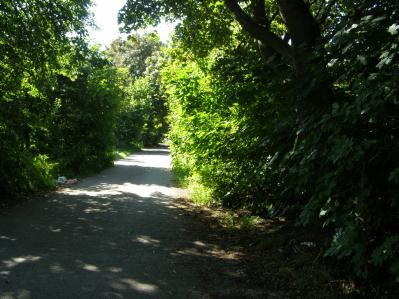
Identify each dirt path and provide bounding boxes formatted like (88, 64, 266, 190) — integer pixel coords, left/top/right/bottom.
(0, 146, 261, 299)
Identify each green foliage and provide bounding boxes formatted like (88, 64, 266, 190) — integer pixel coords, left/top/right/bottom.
(1, 0, 398, 291)
(108, 33, 163, 79)
(116, 77, 152, 147)
(0, 1, 142, 197)
(186, 175, 214, 206)
(0, 0, 92, 196)
(120, 0, 234, 56)
(164, 40, 287, 213)
(158, 0, 399, 287)
(49, 50, 123, 176)
(29, 155, 58, 191)
(286, 4, 399, 281)
(108, 33, 168, 147)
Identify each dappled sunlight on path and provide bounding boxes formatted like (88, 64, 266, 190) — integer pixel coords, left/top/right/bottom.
(0, 146, 256, 298)
(61, 182, 177, 199)
(59, 148, 181, 200)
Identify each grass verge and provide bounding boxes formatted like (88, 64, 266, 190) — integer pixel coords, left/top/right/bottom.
(113, 145, 141, 160)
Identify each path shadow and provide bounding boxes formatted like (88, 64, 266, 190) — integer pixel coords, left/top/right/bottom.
(0, 147, 260, 298)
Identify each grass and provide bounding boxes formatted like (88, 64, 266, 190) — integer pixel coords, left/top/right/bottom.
(171, 163, 265, 231)
(186, 175, 214, 206)
(113, 144, 141, 160)
(113, 149, 132, 160)
(170, 158, 216, 207)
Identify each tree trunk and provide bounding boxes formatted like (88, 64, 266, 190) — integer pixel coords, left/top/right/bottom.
(276, 0, 320, 49)
(224, 0, 332, 110)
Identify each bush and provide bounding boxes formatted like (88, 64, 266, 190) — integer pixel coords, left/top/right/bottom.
(163, 6, 399, 283)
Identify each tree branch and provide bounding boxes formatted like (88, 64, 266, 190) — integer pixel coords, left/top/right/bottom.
(224, 0, 292, 58)
(251, 0, 277, 58)
(276, 0, 320, 48)
(253, 0, 267, 26)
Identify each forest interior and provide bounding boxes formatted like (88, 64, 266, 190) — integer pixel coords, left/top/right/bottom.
(1, 0, 399, 298)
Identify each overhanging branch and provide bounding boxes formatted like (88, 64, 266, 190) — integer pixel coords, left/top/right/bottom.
(224, 0, 292, 58)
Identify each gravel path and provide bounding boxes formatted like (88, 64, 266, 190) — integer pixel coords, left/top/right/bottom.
(0, 147, 257, 299)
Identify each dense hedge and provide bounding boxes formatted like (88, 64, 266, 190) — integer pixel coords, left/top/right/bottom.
(162, 3, 399, 284)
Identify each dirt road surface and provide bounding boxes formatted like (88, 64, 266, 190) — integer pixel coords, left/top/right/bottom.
(0, 146, 263, 298)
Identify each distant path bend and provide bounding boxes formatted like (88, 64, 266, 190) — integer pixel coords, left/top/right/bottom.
(0, 146, 259, 298)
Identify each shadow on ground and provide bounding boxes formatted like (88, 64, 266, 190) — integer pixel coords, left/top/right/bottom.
(0, 148, 264, 298)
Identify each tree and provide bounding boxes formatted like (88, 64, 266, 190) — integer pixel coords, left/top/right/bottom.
(49, 48, 123, 175)
(107, 33, 163, 79)
(120, 1, 337, 62)
(119, 1, 396, 97)
(0, 1, 128, 196)
(107, 33, 168, 146)
(120, 0, 399, 284)
(0, 0, 92, 195)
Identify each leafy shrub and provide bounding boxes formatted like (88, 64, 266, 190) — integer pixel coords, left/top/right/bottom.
(163, 4, 399, 284)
